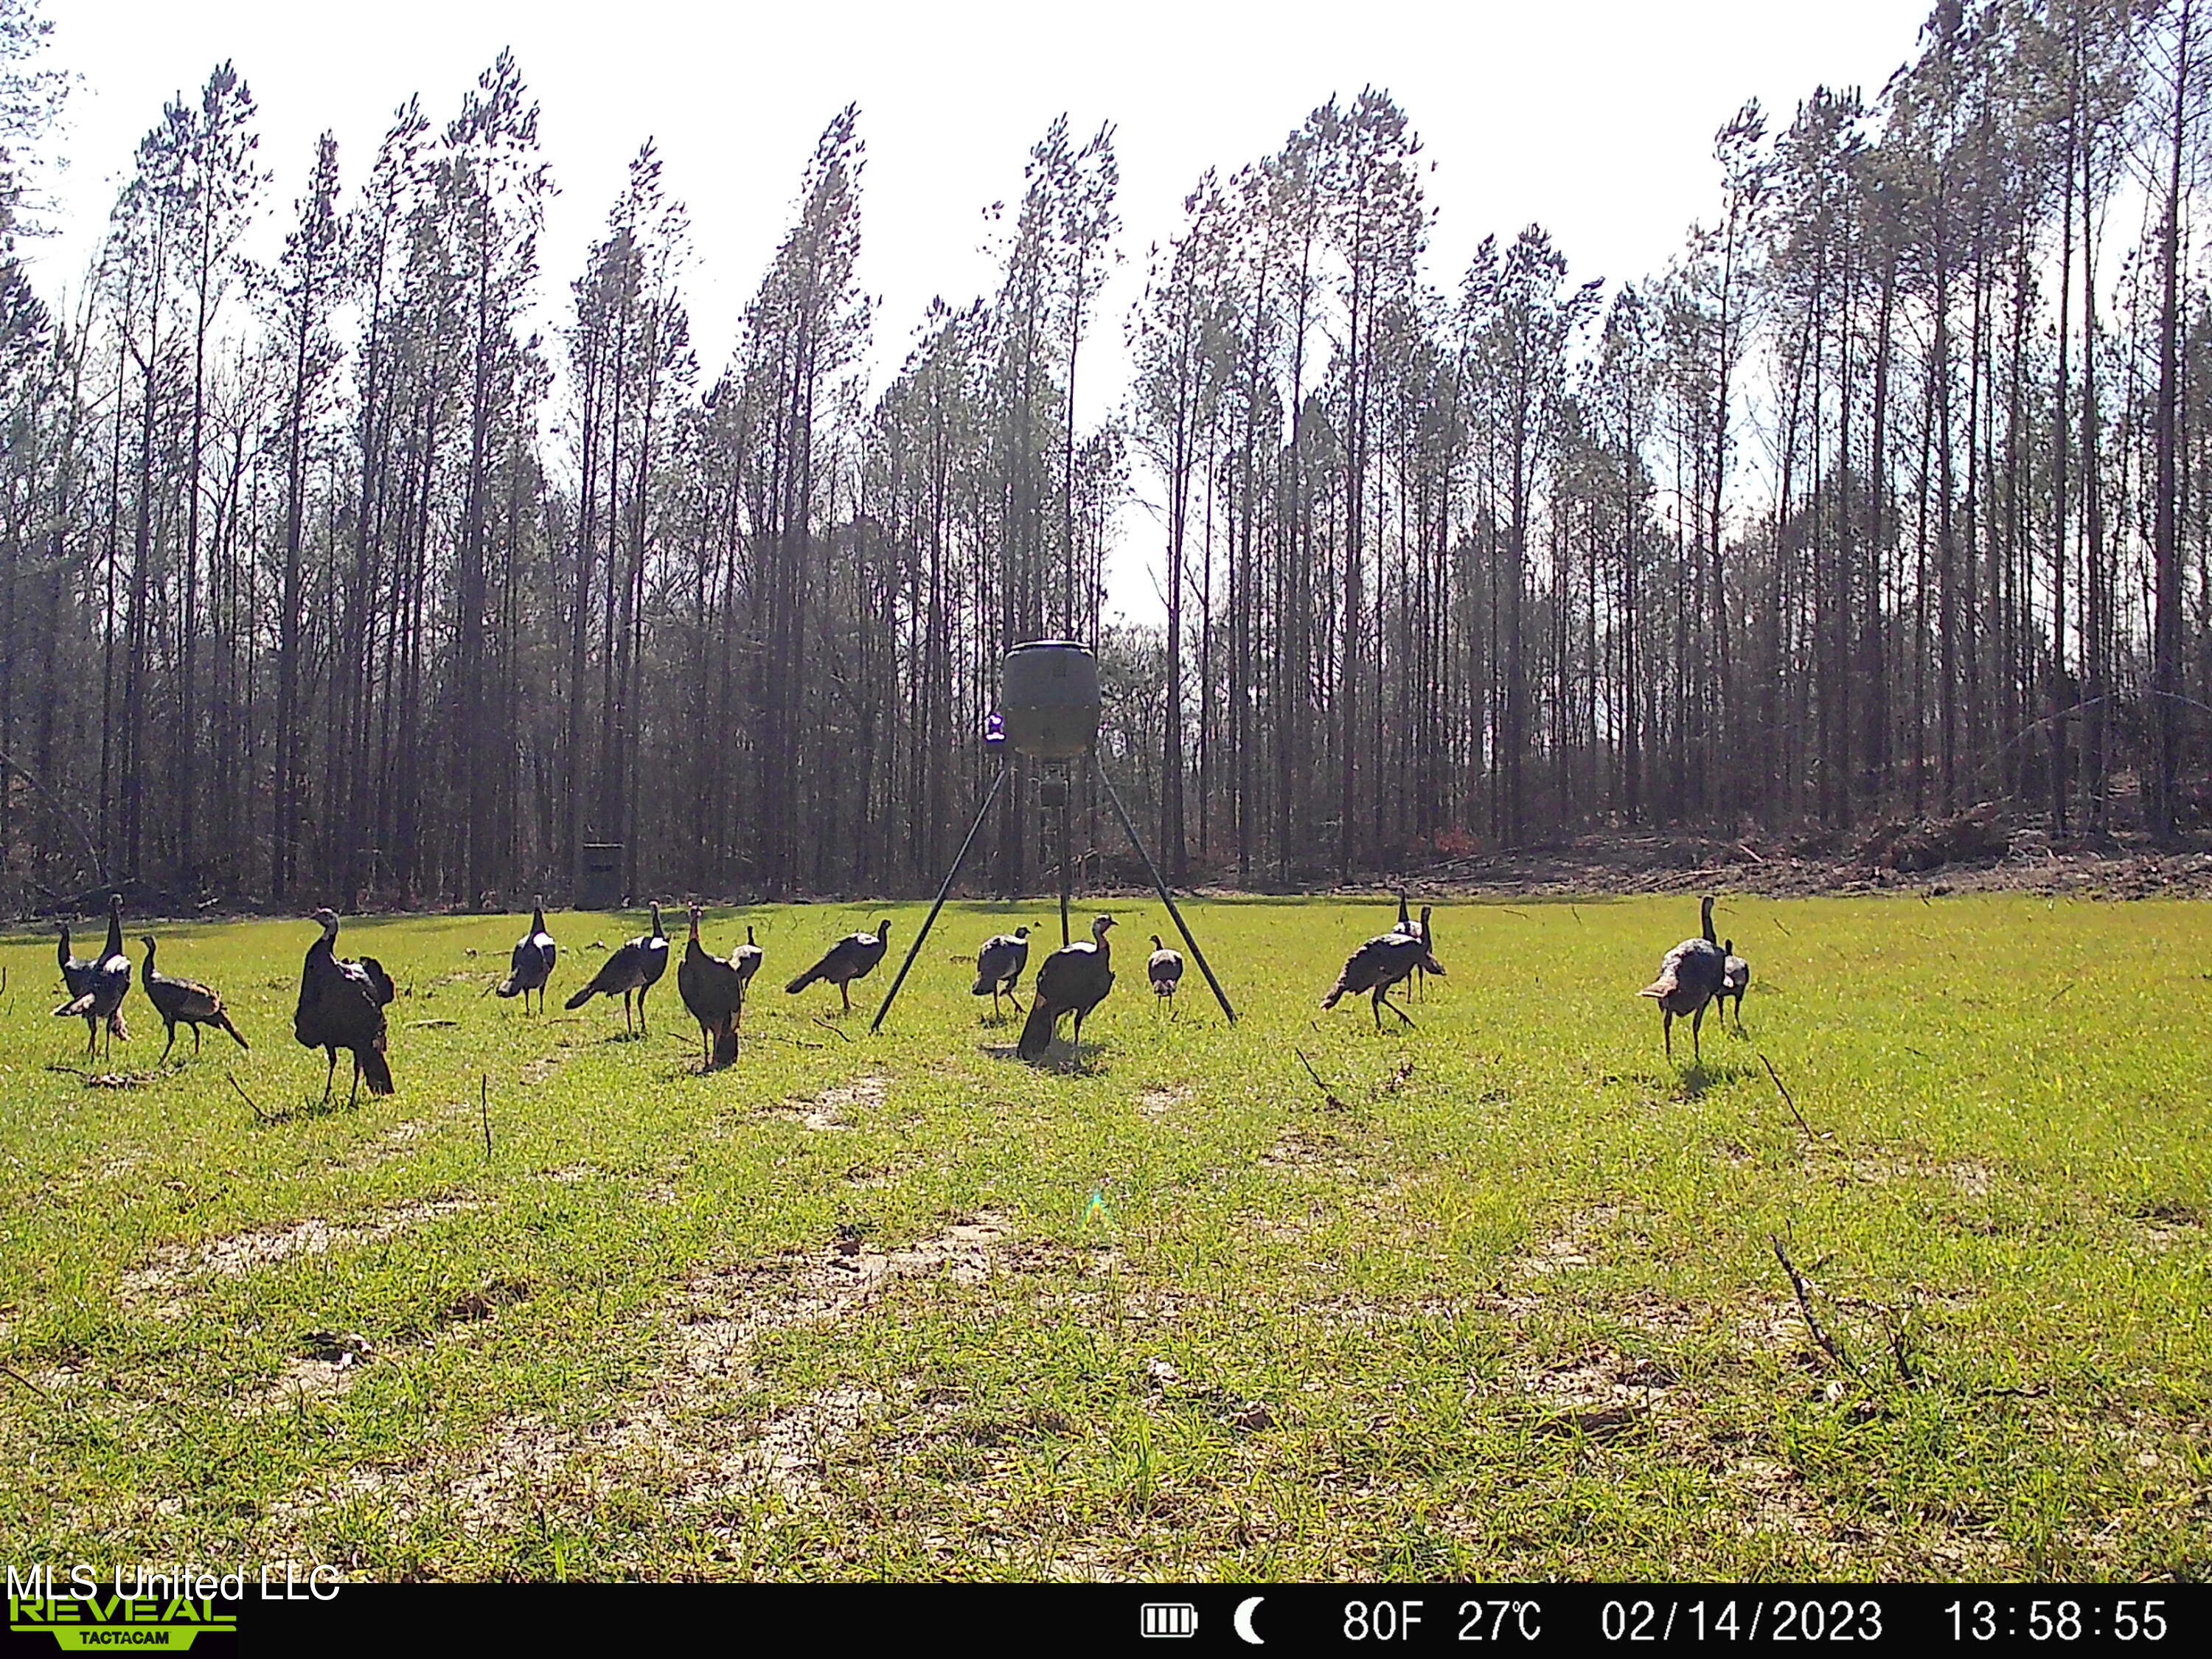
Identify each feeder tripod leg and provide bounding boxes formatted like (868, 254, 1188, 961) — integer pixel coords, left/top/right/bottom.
(1089, 752, 1237, 1023)
(870, 759, 1009, 1034)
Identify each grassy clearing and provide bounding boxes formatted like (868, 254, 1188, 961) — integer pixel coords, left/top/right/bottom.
(0, 893, 2205, 1581)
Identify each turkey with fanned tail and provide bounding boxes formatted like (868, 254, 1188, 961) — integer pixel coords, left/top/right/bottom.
(52, 894, 131, 1063)
(294, 908, 395, 1105)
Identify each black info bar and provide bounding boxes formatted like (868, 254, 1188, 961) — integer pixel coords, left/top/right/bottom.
(7, 1583, 2194, 1657)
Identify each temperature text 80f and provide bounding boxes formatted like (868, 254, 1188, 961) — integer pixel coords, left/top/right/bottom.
(1339, 1601, 1543, 1641)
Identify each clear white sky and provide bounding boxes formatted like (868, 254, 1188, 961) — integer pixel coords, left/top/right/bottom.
(24, 0, 1937, 618)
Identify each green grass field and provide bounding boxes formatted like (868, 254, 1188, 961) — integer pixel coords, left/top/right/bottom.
(0, 894, 2205, 1581)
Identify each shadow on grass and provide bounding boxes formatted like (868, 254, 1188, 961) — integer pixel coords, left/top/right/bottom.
(659, 1055, 745, 1080)
(1668, 1057, 1755, 1098)
(244, 1091, 359, 1125)
(980, 1039, 1111, 1075)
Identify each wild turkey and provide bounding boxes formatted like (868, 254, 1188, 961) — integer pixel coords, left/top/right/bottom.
(1018, 914, 1116, 1062)
(57, 919, 91, 1000)
(1638, 894, 1727, 1062)
(497, 897, 557, 1012)
(971, 925, 1032, 1018)
(140, 934, 248, 1062)
(1147, 933, 1184, 1014)
(1322, 908, 1444, 1030)
(293, 908, 395, 1105)
(563, 901, 669, 1036)
(52, 893, 131, 1063)
(731, 925, 764, 1027)
(785, 918, 891, 1013)
(677, 901, 753, 1071)
(54, 919, 97, 1042)
(1720, 938, 1750, 1032)
(1397, 892, 1433, 998)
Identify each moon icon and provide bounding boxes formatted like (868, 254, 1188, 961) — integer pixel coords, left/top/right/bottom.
(1234, 1596, 1265, 1645)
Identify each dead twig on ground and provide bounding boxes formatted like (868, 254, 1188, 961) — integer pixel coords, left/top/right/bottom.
(1, 1361, 52, 1400)
(1293, 1048, 1348, 1110)
(228, 1072, 269, 1123)
(480, 1075, 493, 1159)
(814, 1016, 854, 1043)
(1883, 1307, 1921, 1383)
(1770, 1231, 1866, 1385)
(1760, 1054, 1828, 1145)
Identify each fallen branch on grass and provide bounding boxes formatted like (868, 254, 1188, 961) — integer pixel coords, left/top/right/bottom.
(1760, 1054, 1829, 1145)
(1769, 1231, 1867, 1385)
(228, 1071, 269, 1123)
(814, 1017, 855, 1043)
(1293, 1048, 1348, 1110)
(1835, 1291, 1926, 1385)
(0, 1362, 52, 1400)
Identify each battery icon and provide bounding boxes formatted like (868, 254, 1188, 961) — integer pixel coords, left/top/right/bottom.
(1141, 1603, 1200, 1638)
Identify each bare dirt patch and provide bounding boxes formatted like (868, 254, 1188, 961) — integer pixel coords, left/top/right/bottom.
(1258, 1121, 1361, 1180)
(335, 1108, 476, 1172)
(776, 1073, 888, 1132)
(1521, 1348, 1677, 1441)
(519, 1043, 580, 1085)
(1388, 822, 2212, 900)
(246, 1334, 377, 1413)
(285, 1212, 1023, 1533)
(1840, 1155, 1995, 1197)
(1512, 1204, 1621, 1278)
(239, 1278, 531, 1419)
(116, 1196, 484, 1315)
(54, 1150, 146, 1197)
(1139, 1086, 1192, 1120)
(2127, 1200, 2205, 1252)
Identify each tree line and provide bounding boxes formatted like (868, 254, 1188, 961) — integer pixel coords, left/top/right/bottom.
(2, 0, 2211, 911)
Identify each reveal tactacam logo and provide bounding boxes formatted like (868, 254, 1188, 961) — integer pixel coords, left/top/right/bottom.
(8, 1572, 238, 1652)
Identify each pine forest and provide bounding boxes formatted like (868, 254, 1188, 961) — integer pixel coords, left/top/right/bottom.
(2, 0, 2211, 909)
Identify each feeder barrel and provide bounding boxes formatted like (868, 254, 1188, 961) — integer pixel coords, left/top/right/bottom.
(1000, 641, 1101, 759)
